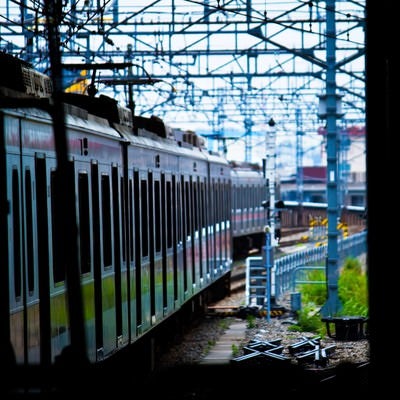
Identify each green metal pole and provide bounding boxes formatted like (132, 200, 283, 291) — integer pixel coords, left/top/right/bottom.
(321, 0, 342, 316)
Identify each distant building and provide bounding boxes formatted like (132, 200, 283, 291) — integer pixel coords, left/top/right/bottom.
(279, 126, 366, 207)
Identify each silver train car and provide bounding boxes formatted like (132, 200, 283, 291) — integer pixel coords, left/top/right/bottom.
(230, 162, 268, 257)
(0, 53, 235, 368)
(0, 53, 267, 375)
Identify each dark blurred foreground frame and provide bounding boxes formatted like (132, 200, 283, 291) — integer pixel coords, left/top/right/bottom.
(5, 361, 370, 398)
(365, 0, 397, 393)
(2, 1, 396, 397)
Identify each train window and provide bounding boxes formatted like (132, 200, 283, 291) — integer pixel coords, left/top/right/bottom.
(209, 178, 215, 269)
(141, 178, 149, 258)
(11, 168, 22, 298)
(188, 178, 195, 284)
(133, 172, 140, 262)
(221, 181, 226, 259)
(155, 154, 160, 168)
(194, 178, 202, 278)
(216, 180, 222, 262)
(78, 172, 91, 275)
(198, 179, 204, 278)
(240, 184, 245, 228)
(200, 181, 205, 233)
(128, 178, 134, 262)
(101, 174, 112, 269)
(166, 180, 172, 249)
(24, 169, 35, 294)
(226, 182, 231, 223)
(193, 179, 198, 235)
(246, 184, 250, 229)
(180, 176, 187, 290)
(172, 176, 178, 301)
(185, 180, 191, 239)
(112, 166, 121, 267)
(223, 181, 229, 258)
(251, 184, 254, 210)
(176, 180, 182, 244)
(50, 170, 65, 284)
(161, 174, 166, 250)
(155, 179, 161, 253)
(35, 157, 50, 300)
(120, 176, 126, 263)
(91, 163, 101, 281)
(201, 181, 209, 276)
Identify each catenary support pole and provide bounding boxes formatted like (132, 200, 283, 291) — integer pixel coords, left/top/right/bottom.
(321, 0, 342, 316)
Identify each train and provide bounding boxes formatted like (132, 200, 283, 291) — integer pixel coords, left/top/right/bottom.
(280, 200, 366, 232)
(0, 53, 269, 381)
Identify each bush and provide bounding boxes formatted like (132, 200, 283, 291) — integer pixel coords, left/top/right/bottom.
(338, 257, 368, 317)
(291, 256, 368, 333)
(288, 302, 325, 335)
(299, 269, 326, 305)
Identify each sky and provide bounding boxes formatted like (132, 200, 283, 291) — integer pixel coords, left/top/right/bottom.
(0, 0, 366, 174)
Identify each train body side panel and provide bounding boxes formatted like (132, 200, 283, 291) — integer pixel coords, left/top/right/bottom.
(4, 110, 72, 365)
(64, 115, 127, 360)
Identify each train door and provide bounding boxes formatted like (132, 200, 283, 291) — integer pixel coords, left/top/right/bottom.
(225, 180, 232, 266)
(136, 169, 151, 332)
(126, 167, 136, 342)
(7, 147, 30, 365)
(192, 176, 201, 289)
(34, 155, 52, 365)
(76, 165, 96, 361)
(191, 173, 207, 290)
(151, 170, 163, 322)
(161, 172, 175, 315)
(208, 177, 217, 277)
(180, 174, 193, 299)
(111, 164, 129, 347)
(202, 177, 211, 284)
(49, 160, 80, 361)
(97, 167, 117, 356)
(20, 154, 40, 363)
(199, 178, 208, 284)
(6, 153, 23, 364)
(6, 117, 46, 365)
(0, 113, 12, 368)
(214, 178, 222, 273)
(95, 161, 128, 356)
(174, 175, 185, 307)
(90, 161, 104, 359)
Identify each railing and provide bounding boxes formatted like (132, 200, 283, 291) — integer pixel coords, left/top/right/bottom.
(274, 230, 367, 300)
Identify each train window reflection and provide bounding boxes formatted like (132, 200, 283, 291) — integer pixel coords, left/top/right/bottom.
(101, 174, 112, 269)
(78, 172, 91, 275)
(12, 168, 22, 298)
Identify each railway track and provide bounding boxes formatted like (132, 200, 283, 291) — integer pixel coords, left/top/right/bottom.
(156, 231, 369, 380)
(155, 259, 370, 397)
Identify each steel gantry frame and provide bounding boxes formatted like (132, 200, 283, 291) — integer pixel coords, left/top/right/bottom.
(0, 0, 365, 164)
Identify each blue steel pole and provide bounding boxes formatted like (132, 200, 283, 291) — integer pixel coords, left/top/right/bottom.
(265, 226, 272, 322)
(321, 0, 342, 316)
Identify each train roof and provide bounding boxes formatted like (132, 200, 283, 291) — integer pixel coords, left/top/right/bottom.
(230, 163, 266, 183)
(0, 53, 229, 166)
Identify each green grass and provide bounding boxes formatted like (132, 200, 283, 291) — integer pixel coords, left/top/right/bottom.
(231, 344, 240, 357)
(289, 256, 368, 334)
(246, 314, 256, 329)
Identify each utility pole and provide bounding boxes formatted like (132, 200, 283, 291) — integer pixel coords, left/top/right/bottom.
(264, 117, 277, 316)
(296, 107, 304, 204)
(265, 118, 277, 247)
(320, 0, 343, 316)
